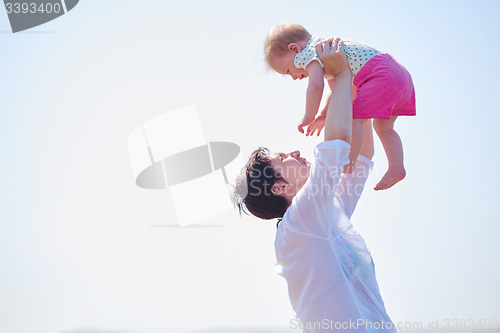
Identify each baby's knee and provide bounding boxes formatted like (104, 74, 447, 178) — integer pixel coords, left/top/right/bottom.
(373, 118, 395, 133)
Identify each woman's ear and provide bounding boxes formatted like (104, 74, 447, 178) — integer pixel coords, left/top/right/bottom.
(271, 180, 290, 196)
(288, 43, 301, 53)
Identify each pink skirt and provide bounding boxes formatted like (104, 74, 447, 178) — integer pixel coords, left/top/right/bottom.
(352, 53, 416, 119)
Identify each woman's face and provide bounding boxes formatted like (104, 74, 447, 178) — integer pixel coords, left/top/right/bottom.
(269, 150, 311, 194)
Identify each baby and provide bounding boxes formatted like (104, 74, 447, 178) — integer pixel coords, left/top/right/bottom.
(264, 23, 416, 190)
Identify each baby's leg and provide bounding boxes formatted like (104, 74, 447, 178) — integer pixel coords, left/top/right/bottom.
(373, 116, 406, 190)
(343, 118, 366, 174)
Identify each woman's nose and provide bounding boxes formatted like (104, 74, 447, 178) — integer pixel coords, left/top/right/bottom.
(290, 150, 300, 158)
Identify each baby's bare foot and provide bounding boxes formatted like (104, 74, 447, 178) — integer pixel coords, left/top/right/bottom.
(374, 167, 406, 191)
(343, 162, 356, 174)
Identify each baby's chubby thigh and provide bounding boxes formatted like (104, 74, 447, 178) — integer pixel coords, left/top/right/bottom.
(352, 70, 403, 120)
(385, 59, 415, 113)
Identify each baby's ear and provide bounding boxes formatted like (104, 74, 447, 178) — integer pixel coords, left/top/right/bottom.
(288, 43, 301, 53)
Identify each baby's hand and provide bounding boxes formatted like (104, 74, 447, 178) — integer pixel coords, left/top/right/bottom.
(305, 114, 326, 137)
(343, 160, 356, 174)
(297, 115, 315, 134)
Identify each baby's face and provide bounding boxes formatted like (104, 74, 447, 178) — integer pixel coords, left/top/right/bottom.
(271, 52, 309, 80)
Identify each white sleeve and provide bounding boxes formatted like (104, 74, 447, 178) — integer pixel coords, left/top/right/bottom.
(293, 37, 324, 70)
(294, 49, 323, 70)
(334, 155, 374, 219)
(283, 140, 350, 238)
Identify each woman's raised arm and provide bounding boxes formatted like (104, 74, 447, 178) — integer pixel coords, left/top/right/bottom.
(315, 38, 353, 144)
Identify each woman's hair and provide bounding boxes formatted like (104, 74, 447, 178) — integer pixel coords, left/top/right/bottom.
(232, 147, 289, 220)
(264, 23, 312, 70)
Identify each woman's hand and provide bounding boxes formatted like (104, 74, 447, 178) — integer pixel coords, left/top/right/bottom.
(315, 38, 351, 78)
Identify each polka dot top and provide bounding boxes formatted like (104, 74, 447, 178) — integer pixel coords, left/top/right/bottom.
(294, 37, 383, 77)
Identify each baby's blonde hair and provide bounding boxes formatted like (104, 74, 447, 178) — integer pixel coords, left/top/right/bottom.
(264, 23, 312, 71)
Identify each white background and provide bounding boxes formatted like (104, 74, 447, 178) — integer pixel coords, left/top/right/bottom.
(1, 1, 499, 332)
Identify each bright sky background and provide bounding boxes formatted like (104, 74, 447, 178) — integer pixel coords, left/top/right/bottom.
(1, 1, 499, 332)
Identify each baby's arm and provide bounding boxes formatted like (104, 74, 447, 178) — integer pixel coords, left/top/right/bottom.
(297, 61, 324, 134)
(320, 78, 334, 117)
(305, 79, 333, 136)
(306, 80, 359, 137)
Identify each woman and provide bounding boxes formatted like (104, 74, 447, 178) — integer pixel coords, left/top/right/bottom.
(233, 39, 396, 332)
